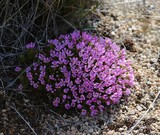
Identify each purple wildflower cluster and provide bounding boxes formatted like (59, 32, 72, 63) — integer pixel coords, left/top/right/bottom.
(22, 31, 134, 116)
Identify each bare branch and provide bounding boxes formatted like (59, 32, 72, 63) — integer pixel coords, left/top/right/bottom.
(8, 104, 38, 135)
(127, 89, 160, 134)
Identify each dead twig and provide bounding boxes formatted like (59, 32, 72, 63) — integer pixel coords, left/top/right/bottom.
(8, 103, 38, 135)
(0, 0, 29, 29)
(127, 89, 160, 134)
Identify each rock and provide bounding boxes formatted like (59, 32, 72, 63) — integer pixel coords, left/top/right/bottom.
(150, 58, 157, 64)
(1, 109, 7, 113)
(133, 130, 139, 134)
(119, 128, 124, 131)
(146, 81, 152, 85)
(113, 132, 121, 135)
(132, 26, 137, 31)
(85, 122, 88, 126)
(111, 31, 116, 36)
(129, 110, 136, 115)
(150, 131, 157, 134)
(24, 99, 30, 103)
(107, 130, 115, 135)
(136, 105, 143, 111)
(71, 126, 76, 131)
(71, 130, 76, 135)
(20, 129, 25, 131)
(74, 116, 79, 121)
(141, 55, 147, 59)
(88, 128, 94, 134)
(102, 132, 107, 135)
(66, 130, 71, 135)
(149, 92, 155, 98)
(138, 133, 144, 135)
(63, 114, 67, 118)
(148, 5, 155, 10)
(101, 125, 105, 129)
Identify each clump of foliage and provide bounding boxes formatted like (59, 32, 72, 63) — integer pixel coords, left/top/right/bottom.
(16, 31, 134, 116)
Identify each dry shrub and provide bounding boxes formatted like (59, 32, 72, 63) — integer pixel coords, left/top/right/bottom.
(0, 0, 98, 86)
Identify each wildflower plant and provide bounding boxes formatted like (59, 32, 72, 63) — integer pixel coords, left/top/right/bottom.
(17, 31, 134, 116)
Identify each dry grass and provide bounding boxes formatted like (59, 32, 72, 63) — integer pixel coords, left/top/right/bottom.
(0, 2, 98, 133)
(0, 0, 98, 88)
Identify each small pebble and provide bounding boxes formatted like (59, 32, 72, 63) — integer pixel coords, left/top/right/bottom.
(103, 132, 107, 135)
(2, 110, 7, 113)
(133, 130, 139, 134)
(119, 128, 124, 131)
(107, 130, 115, 135)
(71, 126, 76, 131)
(63, 114, 67, 118)
(129, 110, 136, 115)
(88, 128, 94, 134)
(85, 122, 88, 126)
(136, 105, 143, 111)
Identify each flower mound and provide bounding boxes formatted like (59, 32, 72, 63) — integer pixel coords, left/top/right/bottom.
(23, 31, 134, 116)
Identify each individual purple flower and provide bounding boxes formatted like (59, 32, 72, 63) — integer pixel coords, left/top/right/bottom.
(81, 109, 87, 116)
(46, 84, 52, 91)
(15, 66, 21, 72)
(75, 78, 81, 84)
(53, 100, 59, 107)
(96, 100, 101, 105)
(71, 102, 76, 107)
(53, 97, 60, 107)
(63, 88, 69, 93)
(65, 103, 71, 110)
(18, 84, 23, 90)
(80, 95, 85, 101)
(87, 93, 92, 99)
(106, 100, 111, 105)
(110, 93, 121, 104)
(99, 105, 104, 112)
(125, 88, 131, 96)
(102, 95, 108, 100)
(63, 95, 67, 100)
(91, 109, 98, 116)
(86, 100, 92, 105)
(26, 66, 31, 72)
(25, 42, 35, 49)
(33, 83, 38, 89)
(49, 75, 55, 80)
(90, 105, 95, 111)
(26, 72, 33, 81)
(77, 104, 82, 109)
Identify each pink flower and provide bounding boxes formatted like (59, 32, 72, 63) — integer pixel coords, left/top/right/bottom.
(65, 104, 70, 110)
(25, 42, 35, 49)
(20, 31, 134, 116)
(18, 84, 23, 90)
(15, 66, 21, 72)
(81, 109, 87, 115)
(125, 88, 131, 95)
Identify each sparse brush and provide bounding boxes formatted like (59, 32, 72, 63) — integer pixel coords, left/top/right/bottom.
(0, 0, 98, 86)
